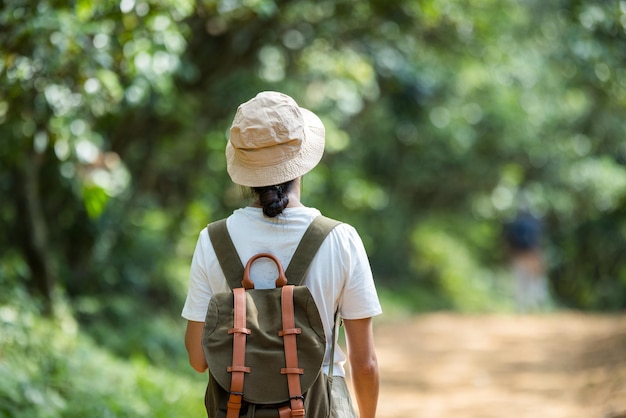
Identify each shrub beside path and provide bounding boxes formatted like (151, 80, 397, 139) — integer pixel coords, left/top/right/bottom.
(371, 312, 626, 418)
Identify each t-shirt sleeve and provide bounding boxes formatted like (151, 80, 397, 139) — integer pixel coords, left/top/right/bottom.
(336, 224, 383, 320)
(181, 229, 213, 322)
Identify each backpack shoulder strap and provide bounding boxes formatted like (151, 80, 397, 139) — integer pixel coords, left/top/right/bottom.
(207, 219, 244, 290)
(288, 215, 343, 381)
(285, 215, 342, 285)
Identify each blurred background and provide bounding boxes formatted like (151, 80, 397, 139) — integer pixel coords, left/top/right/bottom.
(1, 0, 625, 417)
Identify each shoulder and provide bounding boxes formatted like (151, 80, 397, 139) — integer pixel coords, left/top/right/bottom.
(322, 218, 362, 240)
(320, 219, 368, 258)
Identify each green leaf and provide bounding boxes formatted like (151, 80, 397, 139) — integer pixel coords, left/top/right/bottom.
(76, 0, 94, 22)
(82, 184, 109, 219)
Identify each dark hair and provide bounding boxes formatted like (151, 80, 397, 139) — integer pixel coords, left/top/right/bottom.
(252, 180, 294, 218)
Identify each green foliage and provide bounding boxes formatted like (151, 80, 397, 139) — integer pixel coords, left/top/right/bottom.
(409, 215, 513, 312)
(0, 289, 206, 418)
(552, 207, 626, 310)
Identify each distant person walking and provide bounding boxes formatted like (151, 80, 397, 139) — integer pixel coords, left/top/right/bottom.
(504, 211, 551, 312)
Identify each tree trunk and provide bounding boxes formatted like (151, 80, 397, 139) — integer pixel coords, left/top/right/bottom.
(15, 153, 55, 315)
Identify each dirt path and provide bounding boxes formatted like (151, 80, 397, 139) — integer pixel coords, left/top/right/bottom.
(372, 312, 626, 418)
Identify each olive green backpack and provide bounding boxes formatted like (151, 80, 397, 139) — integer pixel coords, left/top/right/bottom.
(202, 215, 341, 418)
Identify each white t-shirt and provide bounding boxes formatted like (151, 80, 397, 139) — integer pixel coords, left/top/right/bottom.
(181, 206, 382, 377)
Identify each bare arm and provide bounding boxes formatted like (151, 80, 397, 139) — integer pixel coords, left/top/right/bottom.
(185, 320, 208, 373)
(343, 317, 379, 418)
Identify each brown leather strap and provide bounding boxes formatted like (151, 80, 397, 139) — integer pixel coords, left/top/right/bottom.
(243, 253, 288, 289)
(279, 285, 305, 417)
(227, 287, 250, 418)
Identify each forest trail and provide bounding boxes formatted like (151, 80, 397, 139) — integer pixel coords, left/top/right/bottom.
(371, 312, 626, 418)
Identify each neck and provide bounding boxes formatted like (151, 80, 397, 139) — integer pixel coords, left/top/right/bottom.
(286, 178, 303, 208)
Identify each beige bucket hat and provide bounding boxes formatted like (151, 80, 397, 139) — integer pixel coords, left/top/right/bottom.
(226, 91, 325, 187)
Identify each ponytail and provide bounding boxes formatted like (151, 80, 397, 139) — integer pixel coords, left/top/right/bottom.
(252, 180, 294, 218)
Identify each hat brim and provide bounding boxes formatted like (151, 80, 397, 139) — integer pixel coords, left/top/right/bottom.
(226, 107, 325, 187)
